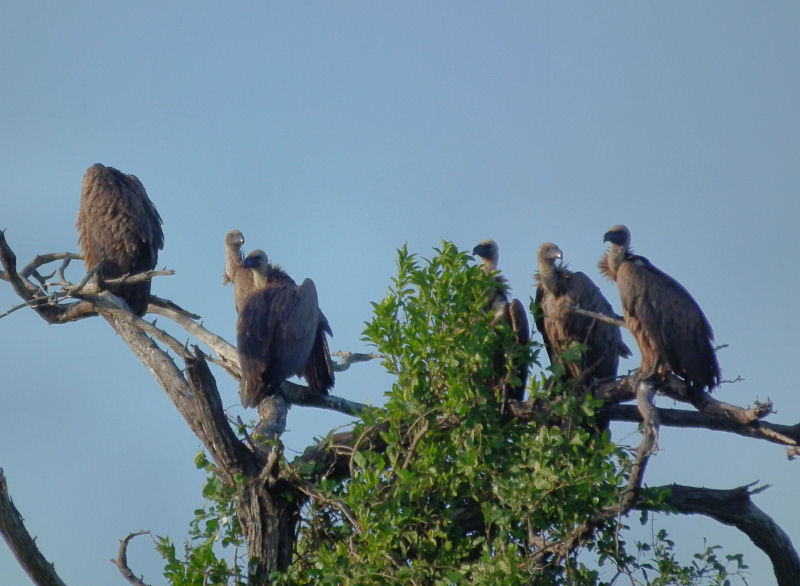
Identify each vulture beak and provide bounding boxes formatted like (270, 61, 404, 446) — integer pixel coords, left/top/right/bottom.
(242, 256, 258, 269)
(472, 244, 487, 258)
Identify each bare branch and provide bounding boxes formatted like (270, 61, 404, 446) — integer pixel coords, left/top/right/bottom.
(331, 351, 380, 372)
(185, 348, 258, 478)
(572, 306, 626, 328)
(600, 404, 799, 448)
(279, 381, 369, 416)
(147, 302, 240, 378)
(0, 469, 68, 586)
(639, 483, 800, 586)
(20, 252, 82, 280)
(111, 531, 151, 586)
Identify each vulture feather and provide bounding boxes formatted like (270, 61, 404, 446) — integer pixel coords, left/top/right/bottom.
(600, 225, 720, 392)
(223, 229, 258, 314)
(76, 163, 163, 316)
(472, 239, 530, 402)
(236, 250, 334, 408)
(534, 242, 630, 382)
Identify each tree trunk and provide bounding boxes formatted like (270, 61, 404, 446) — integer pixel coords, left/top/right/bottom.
(237, 479, 302, 583)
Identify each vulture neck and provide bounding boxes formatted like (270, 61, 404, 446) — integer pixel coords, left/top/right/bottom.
(600, 244, 627, 281)
(537, 261, 561, 295)
(479, 258, 497, 275)
(252, 263, 290, 288)
(224, 245, 244, 284)
(252, 268, 269, 289)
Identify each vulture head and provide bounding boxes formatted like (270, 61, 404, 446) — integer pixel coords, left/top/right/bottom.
(537, 242, 563, 267)
(225, 229, 245, 250)
(536, 242, 564, 293)
(243, 249, 271, 287)
(603, 225, 631, 248)
(603, 225, 632, 275)
(473, 238, 499, 272)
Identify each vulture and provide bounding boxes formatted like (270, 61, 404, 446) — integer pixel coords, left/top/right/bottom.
(223, 229, 258, 314)
(76, 163, 163, 316)
(600, 225, 720, 392)
(236, 250, 334, 408)
(472, 239, 530, 402)
(534, 242, 631, 382)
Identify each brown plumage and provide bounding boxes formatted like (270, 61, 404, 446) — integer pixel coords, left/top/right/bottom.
(223, 229, 258, 314)
(534, 242, 630, 382)
(600, 225, 720, 392)
(472, 239, 530, 402)
(76, 163, 163, 316)
(236, 250, 334, 408)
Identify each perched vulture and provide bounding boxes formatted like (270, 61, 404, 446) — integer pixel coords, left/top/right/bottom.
(600, 225, 720, 392)
(472, 239, 530, 402)
(223, 229, 258, 314)
(236, 250, 334, 408)
(76, 163, 163, 316)
(534, 242, 630, 382)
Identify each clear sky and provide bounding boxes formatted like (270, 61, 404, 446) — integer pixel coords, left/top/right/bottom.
(1, 2, 798, 584)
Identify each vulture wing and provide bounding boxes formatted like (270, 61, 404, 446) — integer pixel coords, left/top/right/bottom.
(237, 279, 321, 407)
(534, 283, 559, 368)
(303, 311, 335, 395)
(564, 271, 630, 379)
(504, 298, 530, 401)
(617, 256, 719, 390)
(77, 163, 163, 315)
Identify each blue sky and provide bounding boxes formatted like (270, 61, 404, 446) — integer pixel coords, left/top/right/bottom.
(1, 2, 798, 584)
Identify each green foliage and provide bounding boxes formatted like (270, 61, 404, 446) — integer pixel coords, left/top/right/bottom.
(279, 242, 632, 584)
(634, 528, 749, 586)
(155, 451, 246, 585)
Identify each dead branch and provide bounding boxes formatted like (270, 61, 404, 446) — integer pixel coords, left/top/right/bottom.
(111, 531, 151, 586)
(0, 469, 68, 586)
(601, 404, 799, 448)
(638, 483, 800, 586)
(147, 302, 241, 378)
(572, 306, 626, 328)
(185, 348, 259, 478)
(20, 252, 82, 280)
(331, 351, 380, 372)
(279, 381, 368, 416)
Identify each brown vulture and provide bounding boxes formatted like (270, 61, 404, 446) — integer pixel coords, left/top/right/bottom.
(223, 229, 258, 314)
(236, 249, 334, 408)
(534, 242, 631, 382)
(76, 163, 163, 316)
(472, 239, 530, 402)
(600, 225, 720, 392)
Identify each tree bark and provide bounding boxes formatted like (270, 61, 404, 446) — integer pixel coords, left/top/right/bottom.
(0, 470, 67, 586)
(237, 479, 302, 583)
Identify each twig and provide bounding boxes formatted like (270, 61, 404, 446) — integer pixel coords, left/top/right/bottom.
(572, 306, 626, 328)
(20, 252, 83, 279)
(111, 531, 152, 586)
(331, 351, 381, 372)
(295, 484, 363, 534)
